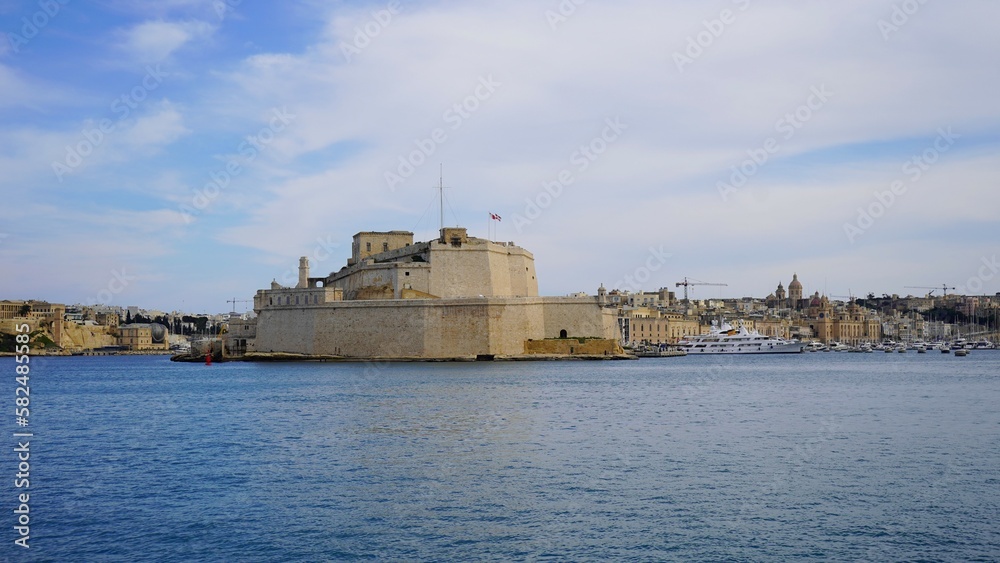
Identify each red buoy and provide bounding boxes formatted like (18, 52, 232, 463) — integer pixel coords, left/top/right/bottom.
(205, 353, 212, 366)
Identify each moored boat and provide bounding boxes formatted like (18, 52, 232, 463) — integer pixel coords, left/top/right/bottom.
(677, 321, 803, 355)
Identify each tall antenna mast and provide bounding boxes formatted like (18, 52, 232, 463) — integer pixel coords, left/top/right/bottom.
(438, 163, 444, 232)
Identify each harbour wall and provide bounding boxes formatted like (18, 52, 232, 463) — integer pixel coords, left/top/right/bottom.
(254, 297, 618, 359)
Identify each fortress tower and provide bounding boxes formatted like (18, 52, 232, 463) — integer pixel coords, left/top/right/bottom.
(297, 257, 310, 289)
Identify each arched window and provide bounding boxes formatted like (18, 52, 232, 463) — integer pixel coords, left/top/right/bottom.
(559, 329, 568, 338)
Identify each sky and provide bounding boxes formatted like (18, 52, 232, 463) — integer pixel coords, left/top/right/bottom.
(1, 0, 999, 313)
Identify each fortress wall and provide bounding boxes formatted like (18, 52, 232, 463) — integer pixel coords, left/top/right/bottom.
(541, 297, 620, 340)
(425, 302, 493, 356)
(524, 339, 620, 355)
(477, 299, 548, 355)
(254, 297, 611, 359)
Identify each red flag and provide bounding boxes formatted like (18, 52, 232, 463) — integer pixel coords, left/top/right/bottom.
(490, 213, 502, 221)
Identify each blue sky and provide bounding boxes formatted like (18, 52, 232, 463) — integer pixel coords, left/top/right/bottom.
(2, 0, 999, 313)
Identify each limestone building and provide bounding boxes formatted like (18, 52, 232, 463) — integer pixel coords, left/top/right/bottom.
(118, 323, 170, 351)
(788, 273, 803, 308)
(252, 228, 621, 359)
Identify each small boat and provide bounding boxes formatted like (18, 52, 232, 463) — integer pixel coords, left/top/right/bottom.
(940, 344, 951, 354)
(917, 345, 926, 353)
(954, 349, 969, 357)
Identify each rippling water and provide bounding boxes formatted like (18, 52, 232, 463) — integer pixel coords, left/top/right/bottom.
(3, 352, 999, 561)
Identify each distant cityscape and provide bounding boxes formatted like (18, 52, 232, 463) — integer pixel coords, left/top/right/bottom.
(0, 300, 240, 354)
(2, 270, 998, 355)
(609, 275, 1000, 348)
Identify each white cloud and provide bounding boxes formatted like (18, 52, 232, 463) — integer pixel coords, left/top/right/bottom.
(5, 0, 1000, 309)
(118, 19, 215, 63)
(199, 0, 1000, 298)
(0, 63, 73, 109)
(123, 101, 190, 146)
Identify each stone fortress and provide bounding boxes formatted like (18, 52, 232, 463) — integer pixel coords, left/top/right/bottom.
(250, 227, 623, 359)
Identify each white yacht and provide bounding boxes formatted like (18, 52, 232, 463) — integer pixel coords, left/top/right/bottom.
(677, 321, 803, 355)
(804, 341, 826, 352)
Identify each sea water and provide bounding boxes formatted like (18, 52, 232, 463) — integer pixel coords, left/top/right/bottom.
(2, 352, 998, 561)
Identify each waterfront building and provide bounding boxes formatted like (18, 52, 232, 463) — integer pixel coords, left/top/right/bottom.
(118, 323, 170, 351)
(623, 308, 701, 346)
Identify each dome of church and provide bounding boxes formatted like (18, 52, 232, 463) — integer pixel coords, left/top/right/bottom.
(789, 274, 802, 290)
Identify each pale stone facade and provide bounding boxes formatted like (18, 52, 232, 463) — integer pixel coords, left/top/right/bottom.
(311, 228, 538, 301)
(119, 324, 170, 351)
(225, 318, 257, 357)
(624, 309, 701, 346)
(251, 228, 618, 359)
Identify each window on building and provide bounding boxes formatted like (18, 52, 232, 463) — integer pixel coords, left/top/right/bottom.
(383, 242, 389, 252)
(366, 242, 371, 251)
